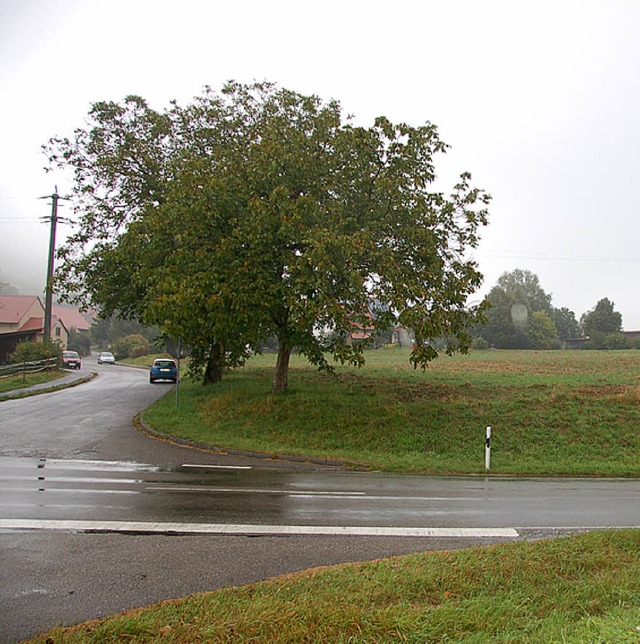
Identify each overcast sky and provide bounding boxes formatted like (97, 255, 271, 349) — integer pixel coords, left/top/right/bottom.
(1, 0, 639, 327)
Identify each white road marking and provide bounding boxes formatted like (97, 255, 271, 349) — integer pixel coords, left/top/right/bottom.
(146, 486, 367, 496)
(181, 463, 252, 470)
(143, 486, 484, 502)
(34, 459, 160, 471)
(0, 518, 519, 538)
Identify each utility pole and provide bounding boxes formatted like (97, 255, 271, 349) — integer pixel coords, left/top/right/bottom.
(40, 188, 62, 342)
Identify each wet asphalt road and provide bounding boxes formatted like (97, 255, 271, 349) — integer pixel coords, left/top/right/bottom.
(2, 358, 640, 642)
(0, 359, 485, 642)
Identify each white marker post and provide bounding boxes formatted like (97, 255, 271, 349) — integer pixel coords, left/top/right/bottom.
(485, 426, 491, 471)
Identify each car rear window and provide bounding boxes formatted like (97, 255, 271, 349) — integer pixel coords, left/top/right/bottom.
(155, 360, 176, 368)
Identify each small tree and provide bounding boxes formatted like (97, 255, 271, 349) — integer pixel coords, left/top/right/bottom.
(552, 307, 580, 340)
(581, 298, 622, 338)
(476, 270, 559, 349)
(527, 311, 557, 349)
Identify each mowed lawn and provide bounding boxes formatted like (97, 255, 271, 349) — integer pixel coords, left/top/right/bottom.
(143, 349, 640, 476)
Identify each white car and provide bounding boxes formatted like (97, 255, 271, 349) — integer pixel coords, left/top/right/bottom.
(97, 351, 116, 365)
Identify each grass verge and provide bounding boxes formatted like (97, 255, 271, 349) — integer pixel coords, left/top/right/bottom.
(119, 353, 175, 368)
(142, 349, 640, 476)
(0, 369, 66, 394)
(28, 530, 640, 642)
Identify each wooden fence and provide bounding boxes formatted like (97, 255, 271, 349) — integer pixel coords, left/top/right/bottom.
(0, 357, 59, 381)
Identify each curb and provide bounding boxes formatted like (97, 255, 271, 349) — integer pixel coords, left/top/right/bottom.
(134, 414, 372, 470)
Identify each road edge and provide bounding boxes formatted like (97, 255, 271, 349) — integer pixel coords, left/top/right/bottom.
(134, 413, 372, 470)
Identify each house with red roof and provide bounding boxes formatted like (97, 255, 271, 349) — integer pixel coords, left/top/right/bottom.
(0, 295, 69, 362)
(52, 305, 93, 333)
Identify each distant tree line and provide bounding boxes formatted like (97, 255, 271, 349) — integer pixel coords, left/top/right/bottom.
(473, 269, 632, 350)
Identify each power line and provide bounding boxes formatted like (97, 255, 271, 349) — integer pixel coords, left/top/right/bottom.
(0, 218, 43, 223)
(483, 252, 640, 263)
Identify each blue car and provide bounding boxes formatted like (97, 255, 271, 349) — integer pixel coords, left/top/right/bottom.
(149, 358, 178, 384)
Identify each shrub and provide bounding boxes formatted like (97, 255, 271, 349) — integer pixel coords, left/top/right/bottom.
(603, 332, 629, 350)
(583, 332, 630, 350)
(11, 339, 62, 364)
(473, 336, 490, 350)
(111, 333, 150, 360)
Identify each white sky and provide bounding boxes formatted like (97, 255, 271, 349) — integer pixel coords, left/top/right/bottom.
(1, 0, 639, 327)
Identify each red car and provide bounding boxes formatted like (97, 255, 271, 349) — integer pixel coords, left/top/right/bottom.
(62, 350, 82, 369)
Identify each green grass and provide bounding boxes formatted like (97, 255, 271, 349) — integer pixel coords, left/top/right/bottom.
(28, 529, 640, 642)
(119, 352, 175, 368)
(0, 369, 66, 394)
(143, 349, 640, 475)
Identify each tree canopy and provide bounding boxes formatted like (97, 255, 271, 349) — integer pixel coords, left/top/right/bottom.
(46, 82, 491, 392)
(495, 269, 553, 315)
(477, 269, 557, 349)
(474, 270, 631, 350)
(581, 298, 623, 347)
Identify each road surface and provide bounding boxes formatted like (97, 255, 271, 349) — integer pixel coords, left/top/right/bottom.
(2, 357, 640, 641)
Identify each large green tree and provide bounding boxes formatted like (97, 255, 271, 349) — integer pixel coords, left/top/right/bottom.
(495, 269, 553, 315)
(477, 269, 560, 349)
(46, 82, 491, 392)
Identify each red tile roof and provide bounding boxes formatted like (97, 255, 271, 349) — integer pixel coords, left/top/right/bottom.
(0, 297, 91, 333)
(0, 295, 42, 324)
(20, 317, 44, 332)
(52, 306, 93, 332)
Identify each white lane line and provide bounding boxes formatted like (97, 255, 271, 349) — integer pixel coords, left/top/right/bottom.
(0, 519, 518, 538)
(181, 464, 252, 470)
(146, 486, 366, 496)
(144, 487, 482, 502)
(1, 488, 138, 495)
(35, 459, 160, 471)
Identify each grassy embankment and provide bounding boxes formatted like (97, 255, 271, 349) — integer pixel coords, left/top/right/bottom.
(29, 529, 640, 642)
(0, 369, 66, 394)
(143, 348, 640, 476)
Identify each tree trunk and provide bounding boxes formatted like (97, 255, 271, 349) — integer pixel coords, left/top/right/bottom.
(203, 343, 224, 385)
(273, 343, 291, 393)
